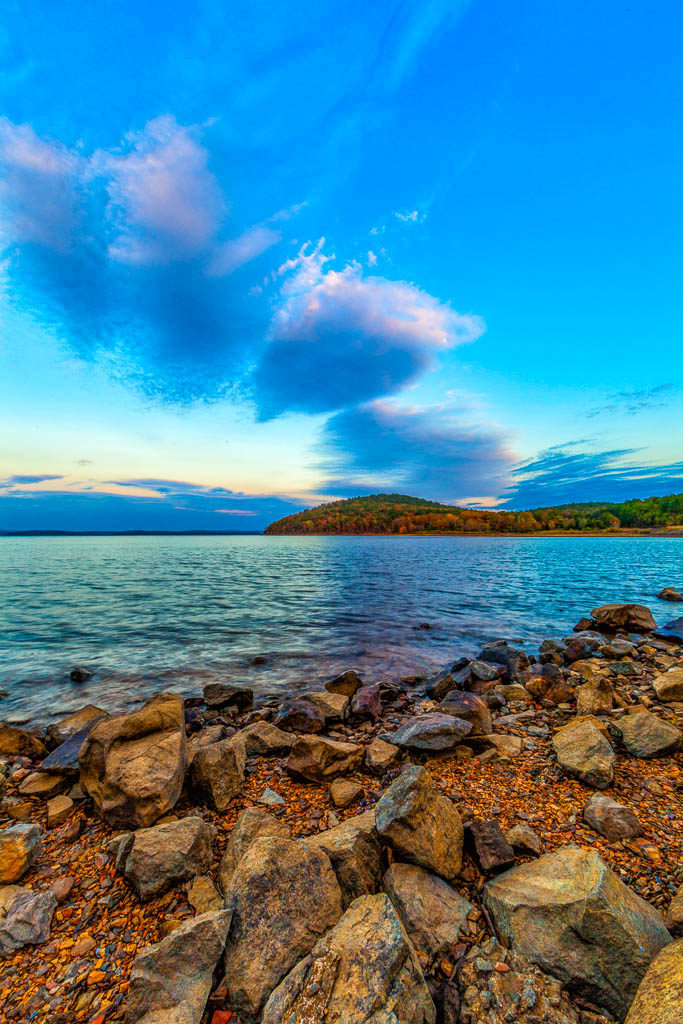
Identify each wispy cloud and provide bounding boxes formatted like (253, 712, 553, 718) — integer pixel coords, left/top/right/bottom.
(394, 209, 426, 223)
(0, 474, 63, 488)
(586, 383, 678, 418)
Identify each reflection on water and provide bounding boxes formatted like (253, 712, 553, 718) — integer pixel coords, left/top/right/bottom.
(0, 534, 680, 724)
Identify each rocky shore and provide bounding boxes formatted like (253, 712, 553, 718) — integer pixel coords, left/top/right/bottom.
(1, 601, 682, 1023)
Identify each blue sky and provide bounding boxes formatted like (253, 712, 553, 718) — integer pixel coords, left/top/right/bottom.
(1, 0, 682, 531)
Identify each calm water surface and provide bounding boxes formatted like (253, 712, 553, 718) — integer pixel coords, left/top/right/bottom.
(0, 535, 681, 725)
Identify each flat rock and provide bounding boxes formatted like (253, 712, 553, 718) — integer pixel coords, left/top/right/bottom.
(624, 937, 683, 1024)
(261, 892, 436, 1024)
(46, 704, 106, 748)
(617, 710, 681, 758)
(304, 811, 381, 908)
(657, 587, 683, 602)
(239, 720, 294, 754)
(385, 713, 473, 752)
(465, 818, 516, 873)
(591, 603, 656, 633)
(203, 682, 253, 711)
(79, 692, 187, 828)
(0, 824, 42, 884)
(481, 733, 524, 759)
(438, 691, 492, 735)
(287, 735, 364, 781)
(484, 844, 672, 1019)
(0, 724, 47, 759)
(583, 793, 642, 842)
(18, 771, 68, 798)
(190, 733, 245, 810)
(223, 836, 343, 1017)
(325, 670, 363, 696)
(115, 815, 213, 900)
(0, 888, 56, 957)
(329, 777, 363, 808)
(551, 718, 615, 789)
(375, 765, 463, 884)
(41, 720, 106, 775)
(218, 806, 290, 893)
(652, 667, 683, 702)
(383, 862, 473, 960)
(126, 909, 231, 1024)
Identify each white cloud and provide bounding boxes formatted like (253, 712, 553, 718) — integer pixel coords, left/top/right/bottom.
(394, 208, 426, 223)
(208, 225, 282, 276)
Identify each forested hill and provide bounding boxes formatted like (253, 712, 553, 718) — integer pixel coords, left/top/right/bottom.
(265, 492, 683, 535)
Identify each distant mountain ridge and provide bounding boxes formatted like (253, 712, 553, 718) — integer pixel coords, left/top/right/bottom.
(265, 492, 683, 535)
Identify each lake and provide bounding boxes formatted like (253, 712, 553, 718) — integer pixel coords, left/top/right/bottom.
(1, 534, 681, 725)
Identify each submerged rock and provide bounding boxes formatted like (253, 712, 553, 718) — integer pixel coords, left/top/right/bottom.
(657, 587, 683, 602)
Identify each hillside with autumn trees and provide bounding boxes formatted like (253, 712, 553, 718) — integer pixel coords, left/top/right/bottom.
(264, 492, 683, 535)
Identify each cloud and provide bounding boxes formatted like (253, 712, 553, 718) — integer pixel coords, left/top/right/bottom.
(254, 242, 485, 418)
(0, 474, 63, 488)
(394, 209, 426, 223)
(501, 443, 683, 508)
(208, 225, 282, 276)
(320, 399, 513, 501)
(586, 383, 678, 418)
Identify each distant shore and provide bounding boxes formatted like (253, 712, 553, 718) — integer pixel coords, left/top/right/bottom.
(2, 528, 682, 538)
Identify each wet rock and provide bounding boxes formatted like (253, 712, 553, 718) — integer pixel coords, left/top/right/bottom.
(484, 844, 672, 1019)
(617, 710, 681, 758)
(365, 736, 402, 774)
(223, 836, 343, 1017)
(329, 777, 362, 808)
(325, 670, 363, 697)
(583, 793, 642, 842)
(624, 937, 682, 1024)
(600, 638, 637, 658)
(0, 724, 47, 759)
(0, 824, 42, 883)
(202, 682, 253, 711)
(657, 587, 683, 602)
(274, 698, 325, 734)
(186, 874, 222, 914)
(115, 815, 213, 900)
(505, 823, 543, 856)
(574, 616, 597, 632)
(305, 690, 349, 721)
(479, 643, 530, 682)
(304, 810, 381, 908)
(46, 794, 73, 828)
(652, 616, 683, 643)
(0, 888, 56, 957)
(239, 720, 294, 754)
(591, 603, 656, 634)
(652, 667, 683, 702)
(438, 691, 492, 735)
(375, 766, 464, 884)
(46, 705, 106, 748)
(79, 692, 187, 828)
(287, 735, 364, 781)
(564, 637, 596, 663)
(190, 733, 246, 810)
(18, 771, 68, 798)
(218, 806, 290, 893)
(465, 818, 515, 873)
(383, 862, 472, 960)
(261, 892, 436, 1024)
(69, 666, 93, 682)
(350, 683, 382, 721)
(126, 908, 231, 1024)
(428, 663, 472, 701)
(385, 713, 473, 753)
(551, 718, 615, 789)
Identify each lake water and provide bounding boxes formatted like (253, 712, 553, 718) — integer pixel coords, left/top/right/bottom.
(1, 535, 681, 726)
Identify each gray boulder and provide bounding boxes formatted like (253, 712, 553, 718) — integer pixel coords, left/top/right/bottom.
(617, 710, 681, 758)
(304, 810, 381, 908)
(115, 816, 213, 900)
(190, 733, 245, 810)
(551, 718, 615, 789)
(0, 889, 56, 957)
(383, 862, 472, 960)
(583, 793, 642, 842)
(385, 713, 472, 753)
(218, 806, 290, 893)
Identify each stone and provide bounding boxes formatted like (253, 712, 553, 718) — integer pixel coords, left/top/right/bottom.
(325, 670, 363, 696)
(564, 637, 596, 663)
(652, 667, 683, 702)
(46, 794, 73, 828)
(465, 819, 516, 873)
(483, 844, 672, 1019)
(428, 664, 472, 701)
(375, 766, 463, 884)
(470, 658, 507, 682)
(78, 692, 187, 828)
(18, 771, 68, 798)
(0, 889, 56, 957)
(591, 603, 656, 633)
(218, 807, 290, 893)
(617, 710, 681, 758)
(496, 683, 532, 703)
(365, 736, 402, 774)
(576, 677, 613, 716)
(505, 823, 543, 856)
(657, 587, 683, 602)
(70, 666, 93, 682)
(479, 643, 530, 682)
(624, 938, 683, 1024)
(261, 893, 436, 1024)
(186, 724, 229, 765)
(222, 836, 343, 1017)
(186, 875, 222, 914)
(666, 886, 683, 927)
(0, 824, 42, 883)
(50, 876, 75, 902)
(41, 721, 105, 776)
(239, 720, 294, 754)
(386, 713, 473, 753)
(274, 698, 325, 733)
(258, 787, 285, 806)
(481, 734, 524, 759)
(46, 705, 106, 748)
(304, 811, 381, 909)
(600, 638, 637, 658)
(551, 718, 615, 789)
(287, 735, 364, 781)
(126, 909, 231, 1024)
(203, 682, 253, 711)
(329, 777, 362, 808)
(383, 862, 473, 960)
(438, 691, 493, 735)
(583, 793, 642, 842)
(115, 816, 213, 900)
(190, 734, 245, 810)
(0, 724, 47, 759)
(350, 683, 382, 720)
(0, 885, 25, 920)
(305, 690, 349, 721)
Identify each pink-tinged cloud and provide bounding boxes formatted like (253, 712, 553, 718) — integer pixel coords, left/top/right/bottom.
(208, 225, 282, 276)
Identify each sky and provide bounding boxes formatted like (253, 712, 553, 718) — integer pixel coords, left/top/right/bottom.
(1, 0, 682, 532)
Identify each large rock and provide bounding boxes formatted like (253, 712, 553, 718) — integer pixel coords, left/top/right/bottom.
(365, 736, 402, 774)
(0, 888, 56, 957)
(385, 713, 472, 753)
(652, 667, 683, 702)
(218, 807, 290, 893)
(350, 683, 382, 721)
(79, 692, 187, 828)
(617, 710, 681, 758)
(304, 810, 381, 908)
(438, 691, 492, 735)
(239, 720, 294, 755)
(305, 690, 349, 721)
(223, 836, 343, 1017)
(262, 893, 436, 1024)
(202, 682, 253, 711)
(41, 722, 103, 775)
(190, 734, 245, 810)
(115, 816, 213, 900)
(653, 616, 683, 643)
(126, 909, 231, 1024)
(46, 705, 106, 748)
(484, 844, 672, 1019)
(287, 735, 363, 781)
(274, 698, 325, 734)
(375, 766, 463, 884)
(584, 793, 642, 842)
(0, 824, 42, 883)
(657, 587, 683, 602)
(591, 603, 656, 633)
(383, 862, 472, 960)
(625, 938, 683, 1024)
(551, 718, 615, 789)
(576, 676, 613, 716)
(0, 724, 47, 759)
